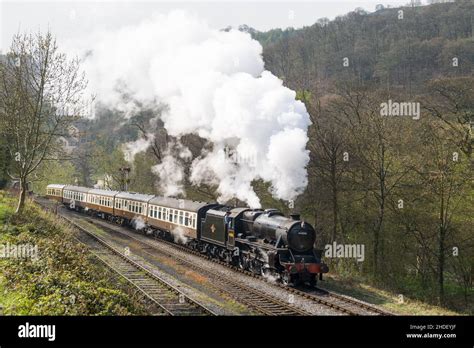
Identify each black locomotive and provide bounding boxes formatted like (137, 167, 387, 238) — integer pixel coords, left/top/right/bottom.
(200, 206, 328, 286)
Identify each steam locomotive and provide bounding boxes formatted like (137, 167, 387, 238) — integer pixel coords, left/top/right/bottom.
(46, 184, 328, 286)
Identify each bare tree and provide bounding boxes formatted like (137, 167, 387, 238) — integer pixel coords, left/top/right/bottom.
(0, 32, 87, 213)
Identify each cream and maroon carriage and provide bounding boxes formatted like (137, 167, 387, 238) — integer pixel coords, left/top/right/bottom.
(86, 188, 120, 218)
(62, 185, 90, 211)
(46, 184, 66, 202)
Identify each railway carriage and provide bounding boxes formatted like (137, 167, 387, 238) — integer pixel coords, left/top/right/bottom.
(114, 192, 154, 226)
(62, 185, 90, 211)
(86, 189, 119, 218)
(46, 184, 66, 202)
(147, 197, 217, 241)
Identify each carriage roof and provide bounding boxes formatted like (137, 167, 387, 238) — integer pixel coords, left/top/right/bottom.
(115, 191, 155, 203)
(148, 196, 212, 212)
(87, 188, 120, 197)
(63, 185, 90, 193)
(47, 184, 66, 189)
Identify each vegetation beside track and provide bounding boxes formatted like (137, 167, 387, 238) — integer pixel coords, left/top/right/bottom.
(320, 274, 468, 316)
(0, 192, 148, 315)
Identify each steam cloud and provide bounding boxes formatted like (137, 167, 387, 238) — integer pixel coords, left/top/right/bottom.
(77, 11, 311, 208)
(171, 226, 188, 245)
(132, 216, 146, 230)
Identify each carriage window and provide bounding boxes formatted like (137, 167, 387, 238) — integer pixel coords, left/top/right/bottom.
(192, 214, 197, 229)
(184, 212, 189, 226)
(168, 209, 173, 222)
(179, 211, 184, 225)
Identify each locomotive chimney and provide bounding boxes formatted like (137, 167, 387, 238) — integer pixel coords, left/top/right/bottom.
(290, 213, 300, 221)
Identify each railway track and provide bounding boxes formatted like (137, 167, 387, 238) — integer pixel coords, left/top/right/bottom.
(74, 211, 391, 316)
(78, 217, 310, 316)
(35, 197, 392, 316)
(35, 198, 216, 316)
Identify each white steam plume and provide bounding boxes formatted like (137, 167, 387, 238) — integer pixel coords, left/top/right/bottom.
(152, 154, 185, 197)
(76, 11, 311, 207)
(131, 216, 146, 230)
(171, 226, 188, 245)
(123, 136, 154, 162)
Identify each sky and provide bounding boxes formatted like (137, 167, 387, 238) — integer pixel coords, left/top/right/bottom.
(0, 0, 423, 52)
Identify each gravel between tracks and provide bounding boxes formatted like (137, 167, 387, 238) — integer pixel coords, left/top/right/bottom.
(81, 212, 343, 316)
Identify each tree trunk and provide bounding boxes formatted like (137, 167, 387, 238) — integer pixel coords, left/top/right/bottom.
(331, 158, 338, 243)
(15, 177, 27, 214)
(438, 226, 445, 305)
(437, 182, 446, 305)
